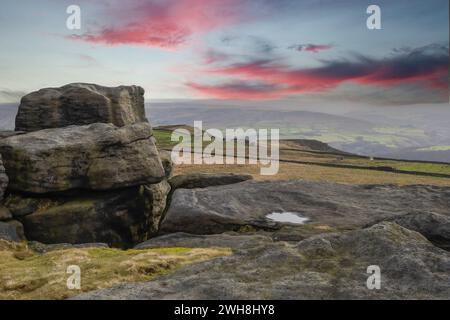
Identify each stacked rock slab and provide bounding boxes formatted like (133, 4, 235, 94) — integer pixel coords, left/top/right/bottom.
(15, 83, 147, 132)
(0, 122, 165, 193)
(0, 83, 171, 247)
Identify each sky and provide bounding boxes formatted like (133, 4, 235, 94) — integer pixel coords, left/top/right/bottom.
(0, 0, 448, 105)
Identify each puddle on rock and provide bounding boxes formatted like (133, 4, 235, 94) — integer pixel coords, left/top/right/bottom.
(266, 212, 309, 225)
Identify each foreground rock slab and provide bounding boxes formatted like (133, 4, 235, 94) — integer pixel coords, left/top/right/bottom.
(74, 223, 450, 300)
(15, 83, 147, 132)
(160, 180, 450, 234)
(0, 122, 165, 193)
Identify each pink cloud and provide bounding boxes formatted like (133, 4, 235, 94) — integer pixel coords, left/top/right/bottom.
(290, 44, 334, 53)
(187, 45, 449, 100)
(69, 0, 249, 49)
(186, 81, 288, 100)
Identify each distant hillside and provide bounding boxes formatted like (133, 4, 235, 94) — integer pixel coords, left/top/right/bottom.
(148, 104, 376, 133)
(381, 147, 450, 163)
(2, 102, 449, 163)
(280, 139, 349, 154)
(147, 102, 446, 162)
(154, 124, 349, 155)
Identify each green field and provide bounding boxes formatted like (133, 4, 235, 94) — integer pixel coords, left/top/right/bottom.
(153, 127, 450, 187)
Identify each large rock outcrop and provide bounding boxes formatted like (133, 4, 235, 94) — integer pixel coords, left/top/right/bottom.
(15, 83, 147, 132)
(0, 83, 173, 246)
(0, 122, 165, 194)
(74, 222, 450, 300)
(160, 180, 450, 235)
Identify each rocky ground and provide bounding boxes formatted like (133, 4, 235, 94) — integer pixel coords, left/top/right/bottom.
(75, 222, 450, 300)
(1, 83, 449, 300)
(161, 180, 450, 235)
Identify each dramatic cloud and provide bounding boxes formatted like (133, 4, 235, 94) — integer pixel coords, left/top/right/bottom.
(186, 81, 286, 100)
(69, 0, 251, 49)
(289, 43, 334, 53)
(188, 44, 449, 100)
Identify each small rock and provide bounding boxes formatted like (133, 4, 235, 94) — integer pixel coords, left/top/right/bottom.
(2, 194, 42, 218)
(143, 180, 171, 235)
(159, 150, 174, 178)
(0, 220, 25, 242)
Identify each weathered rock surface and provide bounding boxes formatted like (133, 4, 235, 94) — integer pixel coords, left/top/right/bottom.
(0, 154, 8, 201)
(143, 180, 171, 235)
(9, 184, 169, 248)
(0, 220, 25, 242)
(386, 212, 450, 251)
(0, 205, 12, 221)
(15, 83, 147, 132)
(0, 122, 165, 193)
(169, 173, 253, 190)
(160, 180, 450, 235)
(158, 150, 174, 178)
(0, 131, 24, 139)
(135, 232, 273, 250)
(75, 222, 450, 300)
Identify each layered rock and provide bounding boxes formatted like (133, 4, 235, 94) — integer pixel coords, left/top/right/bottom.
(169, 173, 253, 190)
(160, 180, 450, 235)
(15, 83, 147, 132)
(3, 182, 170, 247)
(75, 222, 450, 300)
(0, 122, 165, 194)
(0, 83, 174, 245)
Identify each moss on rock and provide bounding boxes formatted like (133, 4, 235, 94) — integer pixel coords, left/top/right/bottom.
(0, 239, 231, 300)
